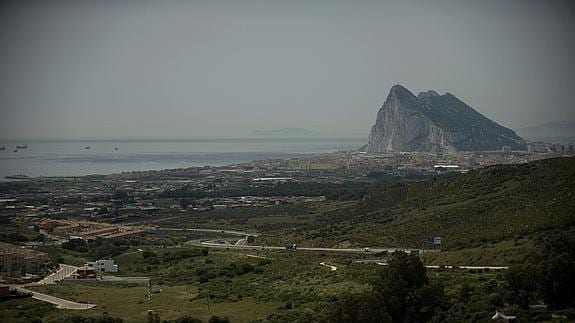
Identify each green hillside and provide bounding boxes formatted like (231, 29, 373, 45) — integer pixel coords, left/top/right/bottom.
(273, 157, 575, 252)
(354, 156, 574, 248)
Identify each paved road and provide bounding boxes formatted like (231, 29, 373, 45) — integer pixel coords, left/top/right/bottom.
(100, 276, 150, 284)
(425, 265, 509, 270)
(319, 262, 338, 271)
(353, 259, 387, 265)
(243, 254, 270, 260)
(190, 240, 506, 270)
(353, 259, 508, 270)
(235, 238, 247, 246)
(160, 228, 260, 237)
(16, 287, 95, 310)
(33, 264, 78, 286)
(187, 239, 437, 254)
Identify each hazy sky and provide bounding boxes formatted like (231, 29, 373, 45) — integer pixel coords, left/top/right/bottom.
(1, 0, 574, 139)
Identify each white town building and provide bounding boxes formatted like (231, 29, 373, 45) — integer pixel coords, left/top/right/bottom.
(86, 259, 118, 273)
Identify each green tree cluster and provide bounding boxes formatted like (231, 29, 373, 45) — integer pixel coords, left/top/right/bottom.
(58, 316, 123, 323)
(505, 232, 575, 309)
(61, 237, 128, 259)
(327, 252, 446, 323)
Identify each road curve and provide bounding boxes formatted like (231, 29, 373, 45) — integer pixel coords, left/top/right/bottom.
(159, 228, 260, 237)
(33, 264, 78, 286)
(16, 287, 96, 310)
(319, 262, 338, 271)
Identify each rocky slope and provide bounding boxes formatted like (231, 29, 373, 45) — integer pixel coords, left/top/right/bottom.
(366, 84, 525, 152)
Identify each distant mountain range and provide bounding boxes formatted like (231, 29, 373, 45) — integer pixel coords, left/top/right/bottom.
(250, 128, 319, 137)
(515, 121, 575, 142)
(250, 128, 367, 138)
(367, 84, 525, 152)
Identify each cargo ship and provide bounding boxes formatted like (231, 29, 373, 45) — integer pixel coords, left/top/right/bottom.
(4, 174, 30, 180)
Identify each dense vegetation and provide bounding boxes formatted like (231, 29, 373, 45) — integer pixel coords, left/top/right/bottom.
(0, 219, 45, 244)
(505, 232, 575, 310)
(273, 157, 575, 249)
(2, 157, 574, 322)
(62, 238, 128, 260)
(159, 181, 389, 201)
(325, 252, 445, 323)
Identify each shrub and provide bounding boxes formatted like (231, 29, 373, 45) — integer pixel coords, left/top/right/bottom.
(208, 316, 229, 323)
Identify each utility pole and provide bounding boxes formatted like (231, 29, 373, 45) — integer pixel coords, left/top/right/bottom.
(147, 279, 152, 310)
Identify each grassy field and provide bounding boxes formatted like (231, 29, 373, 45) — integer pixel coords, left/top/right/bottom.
(12, 246, 513, 323)
(0, 297, 56, 323)
(29, 283, 279, 323)
(38, 246, 89, 267)
(11, 247, 378, 322)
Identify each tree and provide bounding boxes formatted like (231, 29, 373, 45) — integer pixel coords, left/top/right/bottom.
(504, 233, 575, 309)
(374, 251, 445, 322)
(142, 250, 155, 259)
(62, 316, 123, 323)
(504, 265, 539, 309)
(175, 316, 203, 323)
(328, 292, 392, 323)
(179, 198, 191, 209)
(55, 254, 65, 264)
(208, 316, 229, 323)
(147, 311, 160, 323)
(327, 252, 446, 323)
(112, 189, 129, 201)
(62, 238, 89, 253)
(537, 233, 575, 309)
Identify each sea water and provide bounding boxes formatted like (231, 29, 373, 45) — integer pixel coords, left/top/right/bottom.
(0, 138, 365, 180)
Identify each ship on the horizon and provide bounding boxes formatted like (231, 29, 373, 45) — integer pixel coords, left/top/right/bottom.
(4, 174, 30, 180)
(0, 146, 5, 151)
(16, 144, 28, 149)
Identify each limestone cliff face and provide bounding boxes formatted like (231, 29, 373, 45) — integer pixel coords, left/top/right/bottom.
(366, 85, 525, 152)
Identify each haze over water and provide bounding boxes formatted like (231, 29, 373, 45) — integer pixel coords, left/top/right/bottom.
(0, 138, 365, 180)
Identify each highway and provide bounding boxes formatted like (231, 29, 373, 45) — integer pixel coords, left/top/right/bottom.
(189, 239, 506, 271)
(425, 265, 509, 270)
(353, 259, 508, 270)
(186, 239, 437, 254)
